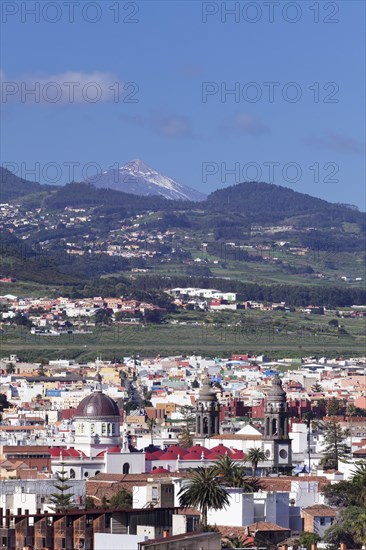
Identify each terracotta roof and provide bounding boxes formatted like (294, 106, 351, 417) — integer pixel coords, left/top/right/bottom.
(3, 445, 50, 453)
(216, 525, 254, 542)
(247, 522, 290, 532)
(302, 505, 337, 517)
(260, 476, 328, 492)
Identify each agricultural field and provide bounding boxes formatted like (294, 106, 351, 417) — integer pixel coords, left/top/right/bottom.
(1, 309, 364, 363)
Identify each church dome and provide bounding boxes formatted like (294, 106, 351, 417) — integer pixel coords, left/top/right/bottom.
(266, 375, 286, 401)
(75, 392, 120, 418)
(198, 372, 217, 402)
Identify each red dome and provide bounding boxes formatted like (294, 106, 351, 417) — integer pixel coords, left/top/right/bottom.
(182, 452, 206, 460)
(107, 446, 121, 454)
(49, 447, 68, 457)
(67, 448, 86, 457)
(186, 445, 211, 457)
(231, 451, 246, 459)
(209, 444, 234, 456)
(150, 450, 164, 459)
(151, 467, 169, 474)
(162, 446, 189, 458)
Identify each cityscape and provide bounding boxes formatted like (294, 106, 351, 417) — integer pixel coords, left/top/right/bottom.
(1, 1, 365, 549)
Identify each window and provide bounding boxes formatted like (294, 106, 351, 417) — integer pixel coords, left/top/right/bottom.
(70, 469, 76, 479)
(320, 518, 325, 526)
(122, 462, 130, 474)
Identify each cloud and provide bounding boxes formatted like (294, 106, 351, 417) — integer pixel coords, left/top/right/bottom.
(219, 113, 270, 136)
(120, 113, 193, 138)
(303, 130, 366, 156)
(0, 70, 123, 105)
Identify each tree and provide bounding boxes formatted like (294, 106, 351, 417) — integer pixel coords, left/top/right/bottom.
(299, 532, 321, 550)
(109, 488, 132, 509)
(245, 448, 266, 477)
(311, 381, 323, 392)
(49, 463, 74, 512)
(225, 535, 253, 548)
(213, 455, 262, 491)
(0, 394, 11, 412)
(12, 312, 32, 328)
(37, 364, 46, 377)
(327, 397, 341, 416)
(323, 506, 365, 548)
(347, 403, 357, 448)
(303, 411, 315, 473)
(178, 467, 230, 527)
(350, 461, 366, 505)
(5, 363, 15, 374)
(146, 417, 157, 446)
(178, 405, 195, 430)
(177, 427, 194, 449)
(85, 496, 96, 510)
(94, 308, 112, 325)
(321, 420, 350, 470)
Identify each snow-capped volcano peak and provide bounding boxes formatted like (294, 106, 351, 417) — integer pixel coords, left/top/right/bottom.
(87, 159, 206, 201)
(122, 158, 152, 174)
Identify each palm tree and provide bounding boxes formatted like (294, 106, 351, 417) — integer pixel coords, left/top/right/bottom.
(212, 455, 239, 482)
(146, 418, 157, 446)
(347, 403, 356, 448)
(303, 411, 314, 473)
(245, 448, 266, 477)
(213, 455, 262, 491)
(350, 461, 366, 505)
(225, 535, 253, 548)
(178, 467, 229, 527)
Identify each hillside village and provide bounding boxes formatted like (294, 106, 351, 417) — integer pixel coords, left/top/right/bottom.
(0, 288, 366, 335)
(0, 352, 365, 549)
(1, 201, 364, 284)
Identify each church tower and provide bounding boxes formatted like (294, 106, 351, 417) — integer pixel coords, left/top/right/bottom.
(195, 371, 220, 437)
(262, 375, 292, 472)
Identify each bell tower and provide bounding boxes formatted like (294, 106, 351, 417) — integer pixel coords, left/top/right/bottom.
(195, 371, 220, 438)
(263, 375, 292, 472)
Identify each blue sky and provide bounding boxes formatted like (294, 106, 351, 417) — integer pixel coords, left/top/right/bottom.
(1, 0, 365, 208)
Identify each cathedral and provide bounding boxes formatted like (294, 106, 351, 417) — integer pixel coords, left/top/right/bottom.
(195, 371, 220, 438)
(262, 374, 292, 473)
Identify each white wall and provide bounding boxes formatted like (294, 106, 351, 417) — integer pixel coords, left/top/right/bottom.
(207, 491, 254, 526)
(290, 481, 324, 507)
(94, 533, 145, 550)
(105, 451, 146, 474)
(132, 486, 147, 509)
